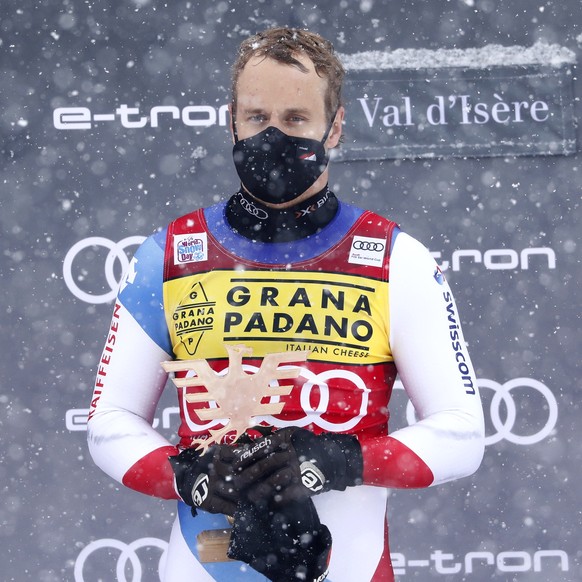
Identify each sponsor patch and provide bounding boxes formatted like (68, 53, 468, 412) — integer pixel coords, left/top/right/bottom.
(192, 473, 210, 506)
(433, 265, 445, 285)
(300, 461, 326, 492)
(173, 233, 208, 264)
(165, 269, 391, 365)
(348, 235, 386, 267)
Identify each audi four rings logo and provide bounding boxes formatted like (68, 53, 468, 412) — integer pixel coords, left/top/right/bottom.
(63, 236, 146, 304)
(74, 537, 168, 582)
(66, 376, 557, 447)
(181, 365, 371, 434)
(239, 195, 269, 219)
(478, 378, 558, 445)
(395, 377, 558, 446)
(352, 240, 385, 252)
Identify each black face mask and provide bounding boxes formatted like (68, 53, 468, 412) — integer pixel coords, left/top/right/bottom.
(232, 122, 333, 205)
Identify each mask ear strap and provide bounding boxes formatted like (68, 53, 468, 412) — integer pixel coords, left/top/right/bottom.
(231, 102, 239, 143)
(321, 108, 339, 144)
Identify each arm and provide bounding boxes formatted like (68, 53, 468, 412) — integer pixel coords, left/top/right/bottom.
(229, 232, 484, 502)
(361, 232, 485, 488)
(87, 231, 180, 499)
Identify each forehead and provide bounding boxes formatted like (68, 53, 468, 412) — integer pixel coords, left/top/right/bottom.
(236, 54, 327, 110)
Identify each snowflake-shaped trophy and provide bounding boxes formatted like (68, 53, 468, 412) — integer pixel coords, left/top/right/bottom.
(162, 344, 309, 453)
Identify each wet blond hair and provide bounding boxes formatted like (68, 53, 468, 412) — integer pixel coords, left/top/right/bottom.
(231, 27, 345, 123)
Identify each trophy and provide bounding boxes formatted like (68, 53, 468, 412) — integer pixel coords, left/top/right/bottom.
(162, 344, 309, 562)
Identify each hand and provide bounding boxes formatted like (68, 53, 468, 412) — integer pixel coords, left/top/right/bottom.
(169, 445, 238, 516)
(232, 427, 363, 507)
(228, 498, 332, 582)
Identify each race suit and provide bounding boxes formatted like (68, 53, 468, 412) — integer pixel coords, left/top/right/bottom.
(87, 199, 485, 582)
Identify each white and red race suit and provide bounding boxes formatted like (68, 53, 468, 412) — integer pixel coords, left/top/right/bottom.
(87, 200, 485, 581)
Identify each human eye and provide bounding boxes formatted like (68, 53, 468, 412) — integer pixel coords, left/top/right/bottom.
(287, 113, 307, 124)
(247, 113, 267, 124)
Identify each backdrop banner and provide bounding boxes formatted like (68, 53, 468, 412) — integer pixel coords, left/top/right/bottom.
(2, 1, 581, 581)
(338, 61, 577, 160)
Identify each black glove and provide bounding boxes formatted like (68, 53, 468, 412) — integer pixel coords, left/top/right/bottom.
(232, 427, 363, 507)
(169, 445, 238, 516)
(228, 497, 332, 582)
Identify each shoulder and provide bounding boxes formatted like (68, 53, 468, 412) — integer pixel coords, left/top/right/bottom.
(169, 206, 211, 233)
(131, 227, 167, 266)
(342, 205, 400, 240)
(391, 231, 434, 265)
(140, 205, 209, 260)
(117, 227, 168, 303)
(344, 204, 397, 226)
(389, 232, 446, 297)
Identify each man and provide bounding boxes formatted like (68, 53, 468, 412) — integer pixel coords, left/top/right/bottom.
(87, 27, 485, 581)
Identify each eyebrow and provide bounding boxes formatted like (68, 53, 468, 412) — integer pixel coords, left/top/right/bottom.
(240, 107, 312, 116)
(240, 107, 266, 115)
(284, 107, 312, 116)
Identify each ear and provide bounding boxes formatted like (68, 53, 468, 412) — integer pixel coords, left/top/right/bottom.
(326, 106, 345, 149)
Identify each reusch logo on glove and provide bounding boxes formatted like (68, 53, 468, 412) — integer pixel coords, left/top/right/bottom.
(300, 462, 326, 492)
(237, 437, 272, 461)
(192, 473, 210, 506)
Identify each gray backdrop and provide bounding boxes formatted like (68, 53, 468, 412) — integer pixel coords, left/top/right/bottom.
(2, 1, 581, 580)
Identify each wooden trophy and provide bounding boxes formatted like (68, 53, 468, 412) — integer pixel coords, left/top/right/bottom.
(162, 344, 309, 562)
